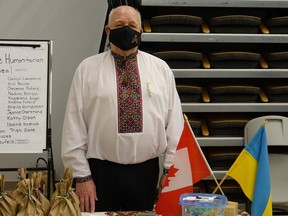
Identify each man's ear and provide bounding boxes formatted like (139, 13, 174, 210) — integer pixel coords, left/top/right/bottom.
(105, 25, 110, 36)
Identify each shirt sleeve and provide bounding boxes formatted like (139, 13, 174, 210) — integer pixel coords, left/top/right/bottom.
(61, 63, 91, 177)
(163, 65, 184, 169)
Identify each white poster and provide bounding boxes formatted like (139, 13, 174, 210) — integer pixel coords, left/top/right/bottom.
(0, 41, 49, 153)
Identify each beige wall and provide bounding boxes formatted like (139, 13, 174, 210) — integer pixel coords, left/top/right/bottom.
(0, 0, 108, 180)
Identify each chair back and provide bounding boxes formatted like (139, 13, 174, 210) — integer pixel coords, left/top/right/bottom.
(244, 115, 288, 147)
(244, 115, 288, 213)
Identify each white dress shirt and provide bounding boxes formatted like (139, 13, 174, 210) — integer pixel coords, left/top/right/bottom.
(61, 50, 184, 177)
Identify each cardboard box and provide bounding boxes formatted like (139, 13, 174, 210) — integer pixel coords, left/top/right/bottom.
(224, 201, 238, 216)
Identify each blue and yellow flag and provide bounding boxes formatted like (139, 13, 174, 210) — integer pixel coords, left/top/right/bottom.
(227, 124, 272, 216)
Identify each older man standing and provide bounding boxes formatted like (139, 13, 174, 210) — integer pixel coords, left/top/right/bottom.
(61, 5, 184, 212)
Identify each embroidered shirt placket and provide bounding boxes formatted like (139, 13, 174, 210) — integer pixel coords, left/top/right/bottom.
(113, 52, 143, 133)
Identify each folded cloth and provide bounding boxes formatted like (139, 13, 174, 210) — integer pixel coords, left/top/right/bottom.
(150, 14, 203, 33)
(208, 15, 261, 33)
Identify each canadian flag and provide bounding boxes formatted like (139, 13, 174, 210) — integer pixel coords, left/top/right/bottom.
(155, 120, 211, 215)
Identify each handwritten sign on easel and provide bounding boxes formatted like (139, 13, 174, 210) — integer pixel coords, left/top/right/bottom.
(0, 40, 51, 153)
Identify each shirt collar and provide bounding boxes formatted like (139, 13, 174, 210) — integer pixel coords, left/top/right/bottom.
(111, 50, 138, 62)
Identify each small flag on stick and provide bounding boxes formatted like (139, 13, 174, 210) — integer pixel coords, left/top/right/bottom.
(155, 115, 223, 215)
(213, 121, 272, 216)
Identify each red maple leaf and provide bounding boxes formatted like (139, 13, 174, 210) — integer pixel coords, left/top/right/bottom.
(164, 165, 179, 187)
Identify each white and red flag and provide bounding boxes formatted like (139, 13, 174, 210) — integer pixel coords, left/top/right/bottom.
(155, 117, 212, 215)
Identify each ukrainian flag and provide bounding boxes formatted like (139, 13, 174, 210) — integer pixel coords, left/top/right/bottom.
(227, 124, 272, 216)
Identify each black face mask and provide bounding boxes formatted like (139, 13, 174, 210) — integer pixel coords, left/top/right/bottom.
(109, 26, 141, 51)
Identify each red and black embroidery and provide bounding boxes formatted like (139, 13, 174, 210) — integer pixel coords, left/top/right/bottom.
(112, 51, 143, 133)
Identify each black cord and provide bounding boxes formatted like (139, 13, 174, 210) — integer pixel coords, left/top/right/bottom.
(36, 157, 48, 168)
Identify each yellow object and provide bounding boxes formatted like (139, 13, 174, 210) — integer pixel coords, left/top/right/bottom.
(224, 201, 238, 216)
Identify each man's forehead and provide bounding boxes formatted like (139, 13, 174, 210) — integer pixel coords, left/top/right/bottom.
(113, 9, 136, 18)
(111, 6, 139, 22)
(113, 17, 138, 23)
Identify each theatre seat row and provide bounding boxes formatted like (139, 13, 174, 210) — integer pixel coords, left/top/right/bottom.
(143, 14, 288, 34)
(185, 113, 250, 136)
(176, 83, 288, 103)
(150, 50, 288, 69)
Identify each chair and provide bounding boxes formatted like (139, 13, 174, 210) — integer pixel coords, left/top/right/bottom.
(244, 115, 288, 214)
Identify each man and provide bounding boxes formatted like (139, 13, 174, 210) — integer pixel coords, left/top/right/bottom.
(61, 5, 184, 213)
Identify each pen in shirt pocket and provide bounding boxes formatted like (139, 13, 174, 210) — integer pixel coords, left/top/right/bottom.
(147, 82, 153, 97)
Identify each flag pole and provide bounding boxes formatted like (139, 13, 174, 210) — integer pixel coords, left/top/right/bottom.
(184, 114, 225, 196)
(212, 174, 228, 194)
